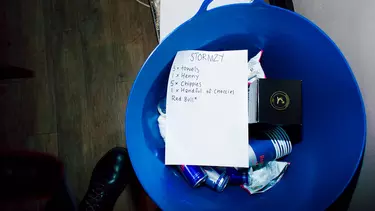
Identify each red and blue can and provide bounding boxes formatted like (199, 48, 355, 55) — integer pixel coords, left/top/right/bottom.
(248, 126, 292, 166)
(203, 167, 229, 192)
(225, 167, 240, 175)
(177, 165, 207, 188)
(228, 171, 248, 185)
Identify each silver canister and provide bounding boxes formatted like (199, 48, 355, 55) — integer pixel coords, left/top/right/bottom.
(203, 167, 229, 192)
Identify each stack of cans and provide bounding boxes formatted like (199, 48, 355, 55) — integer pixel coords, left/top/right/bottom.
(176, 126, 292, 191)
(248, 126, 292, 166)
(177, 165, 229, 192)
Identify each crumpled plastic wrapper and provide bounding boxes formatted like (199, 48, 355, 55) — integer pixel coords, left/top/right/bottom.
(241, 161, 290, 194)
(157, 114, 166, 140)
(248, 50, 265, 84)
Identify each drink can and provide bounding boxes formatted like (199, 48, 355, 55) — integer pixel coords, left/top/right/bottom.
(225, 167, 240, 175)
(248, 133, 276, 166)
(228, 171, 248, 185)
(177, 165, 207, 188)
(203, 167, 229, 192)
(248, 127, 292, 166)
(214, 167, 227, 174)
(274, 126, 292, 154)
(214, 167, 242, 175)
(265, 126, 292, 158)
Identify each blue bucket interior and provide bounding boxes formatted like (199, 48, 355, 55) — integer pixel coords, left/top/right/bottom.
(126, 2, 366, 210)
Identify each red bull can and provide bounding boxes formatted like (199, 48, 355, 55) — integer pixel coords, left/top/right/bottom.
(249, 126, 292, 166)
(177, 165, 207, 188)
(203, 167, 229, 192)
(228, 171, 248, 185)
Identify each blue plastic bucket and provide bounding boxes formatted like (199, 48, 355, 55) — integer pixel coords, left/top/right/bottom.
(126, 0, 366, 210)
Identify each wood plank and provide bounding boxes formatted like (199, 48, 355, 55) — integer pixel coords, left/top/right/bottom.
(1, 0, 158, 209)
(1, 0, 56, 135)
(42, 0, 157, 210)
(26, 133, 59, 156)
(0, 0, 57, 159)
(0, 3, 58, 211)
(42, 0, 93, 201)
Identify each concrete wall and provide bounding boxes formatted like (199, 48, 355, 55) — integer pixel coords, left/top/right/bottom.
(293, 1, 375, 210)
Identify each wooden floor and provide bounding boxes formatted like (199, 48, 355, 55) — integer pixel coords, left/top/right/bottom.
(0, 0, 158, 210)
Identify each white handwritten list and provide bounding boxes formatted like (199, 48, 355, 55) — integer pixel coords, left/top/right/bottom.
(165, 50, 249, 167)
